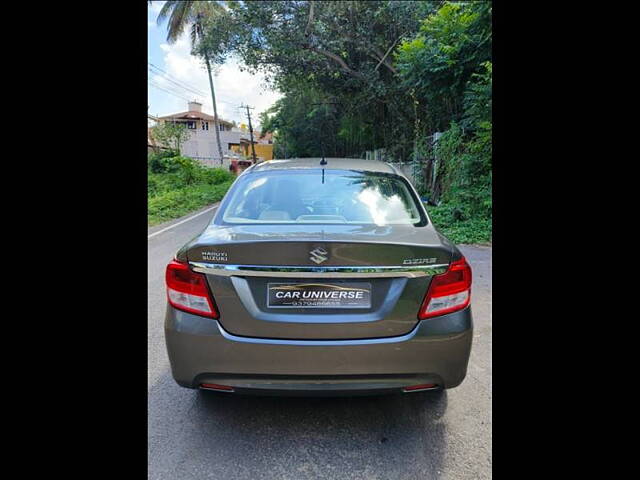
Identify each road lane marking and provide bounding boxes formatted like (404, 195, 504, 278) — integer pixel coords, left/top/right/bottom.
(148, 204, 218, 240)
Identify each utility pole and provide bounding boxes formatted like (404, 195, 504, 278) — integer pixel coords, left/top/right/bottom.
(240, 104, 257, 164)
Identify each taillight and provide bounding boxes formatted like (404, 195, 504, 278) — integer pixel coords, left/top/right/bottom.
(166, 259, 218, 318)
(418, 257, 472, 319)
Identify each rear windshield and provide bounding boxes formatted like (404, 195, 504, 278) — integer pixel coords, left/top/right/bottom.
(219, 170, 426, 226)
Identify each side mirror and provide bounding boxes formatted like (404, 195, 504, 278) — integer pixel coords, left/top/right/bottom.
(421, 196, 439, 207)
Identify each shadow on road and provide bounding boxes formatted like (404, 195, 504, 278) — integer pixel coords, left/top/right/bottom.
(149, 370, 449, 479)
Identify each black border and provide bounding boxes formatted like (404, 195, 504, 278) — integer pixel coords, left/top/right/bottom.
(19, 0, 619, 476)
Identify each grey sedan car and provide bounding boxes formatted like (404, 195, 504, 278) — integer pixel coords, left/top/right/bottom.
(165, 158, 472, 395)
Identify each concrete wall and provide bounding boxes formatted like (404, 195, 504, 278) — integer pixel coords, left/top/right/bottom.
(181, 128, 248, 162)
(192, 156, 234, 170)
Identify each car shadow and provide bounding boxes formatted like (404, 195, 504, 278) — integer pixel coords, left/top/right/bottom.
(149, 370, 449, 479)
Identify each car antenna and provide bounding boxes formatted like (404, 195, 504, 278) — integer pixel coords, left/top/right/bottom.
(320, 145, 327, 183)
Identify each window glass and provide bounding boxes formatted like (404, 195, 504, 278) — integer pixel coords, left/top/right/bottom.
(221, 170, 424, 226)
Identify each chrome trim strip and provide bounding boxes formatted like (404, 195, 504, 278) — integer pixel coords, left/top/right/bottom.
(215, 321, 420, 346)
(189, 262, 448, 278)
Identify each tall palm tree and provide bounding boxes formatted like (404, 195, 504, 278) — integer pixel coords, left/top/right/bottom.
(155, 1, 225, 163)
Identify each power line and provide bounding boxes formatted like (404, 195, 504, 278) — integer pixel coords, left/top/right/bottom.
(148, 71, 207, 100)
(149, 64, 235, 105)
(148, 62, 240, 107)
(149, 81, 247, 127)
(149, 79, 194, 102)
(148, 62, 209, 96)
(149, 81, 192, 102)
(148, 65, 208, 98)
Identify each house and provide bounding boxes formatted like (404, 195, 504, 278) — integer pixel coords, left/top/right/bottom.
(257, 131, 273, 144)
(157, 101, 249, 166)
(156, 101, 274, 165)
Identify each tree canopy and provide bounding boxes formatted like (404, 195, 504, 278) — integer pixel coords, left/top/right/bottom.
(190, 1, 492, 239)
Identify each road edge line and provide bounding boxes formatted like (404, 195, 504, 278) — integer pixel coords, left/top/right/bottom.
(148, 204, 218, 240)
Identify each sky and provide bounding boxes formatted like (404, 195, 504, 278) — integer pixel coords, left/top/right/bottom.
(147, 1, 282, 129)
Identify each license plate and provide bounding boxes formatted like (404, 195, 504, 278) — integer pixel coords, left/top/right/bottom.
(267, 282, 372, 309)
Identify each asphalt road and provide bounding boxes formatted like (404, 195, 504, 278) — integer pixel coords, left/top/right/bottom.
(148, 206, 492, 480)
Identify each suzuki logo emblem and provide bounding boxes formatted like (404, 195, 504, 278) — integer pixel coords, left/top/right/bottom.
(309, 247, 329, 264)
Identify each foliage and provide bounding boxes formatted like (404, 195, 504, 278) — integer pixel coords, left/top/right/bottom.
(150, 122, 191, 153)
(427, 57, 492, 244)
(148, 181, 233, 225)
(428, 203, 491, 244)
(148, 150, 179, 174)
(395, 1, 491, 131)
(156, 1, 492, 243)
(148, 153, 234, 225)
(198, 1, 438, 160)
(157, 1, 228, 48)
(462, 61, 492, 131)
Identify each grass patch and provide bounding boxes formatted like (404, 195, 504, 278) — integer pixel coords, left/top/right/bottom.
(428, 203, 492, 245)
(148, 181, 233, 226)
(148, 153, 234, 226)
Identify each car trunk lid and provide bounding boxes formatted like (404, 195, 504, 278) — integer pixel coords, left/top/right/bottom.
(185, 224, 452, 340)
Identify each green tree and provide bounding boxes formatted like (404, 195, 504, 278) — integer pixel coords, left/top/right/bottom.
(198, 1, 441, 159)
(151, 122, 191, 154)
(155, 1, 229, 163)
(395, 1, 492, 131)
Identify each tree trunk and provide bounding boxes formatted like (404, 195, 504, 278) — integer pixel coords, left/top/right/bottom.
(204, 54, 225, 164)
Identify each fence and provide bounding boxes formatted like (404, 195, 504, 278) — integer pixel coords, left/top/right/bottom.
(187, 156, 237, 170)
(363, 132, 442, 198)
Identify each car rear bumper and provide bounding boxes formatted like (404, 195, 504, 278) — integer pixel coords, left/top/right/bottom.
(164, 306, 473, 394)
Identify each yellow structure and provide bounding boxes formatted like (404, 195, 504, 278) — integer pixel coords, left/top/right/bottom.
(255, 143, 274, 161)
(230, 139, 274, 162)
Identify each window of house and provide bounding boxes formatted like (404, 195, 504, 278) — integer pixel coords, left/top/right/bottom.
(187, 121, 195, 129)
(202, 121, 209, 131)
(219, 124, 226, 132)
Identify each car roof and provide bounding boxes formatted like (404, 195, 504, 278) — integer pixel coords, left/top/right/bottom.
(248, 158, 399, 175)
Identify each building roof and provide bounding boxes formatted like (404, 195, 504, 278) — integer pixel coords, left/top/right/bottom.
(158, 110, 234, 126)
(249, 158, 398, 174)
(257, 131, 273, 143)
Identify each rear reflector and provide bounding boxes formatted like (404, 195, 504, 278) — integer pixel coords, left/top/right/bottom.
(418, 257, 472, 319)
(200, 383, 234, 392)
(403, 383, 438, 392)
(166, 259, 218, 318)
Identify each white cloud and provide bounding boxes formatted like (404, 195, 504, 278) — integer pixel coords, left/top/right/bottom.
(152, 29, 282, 128)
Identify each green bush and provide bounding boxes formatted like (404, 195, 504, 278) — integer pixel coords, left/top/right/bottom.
(197, 167, 234, 185)
(148, 180, 233, 225)
(148, 155, 235, 226)
(428, 203, 491, 245)
(148, 150, 179, 173)
(425, 60, 492, 245)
